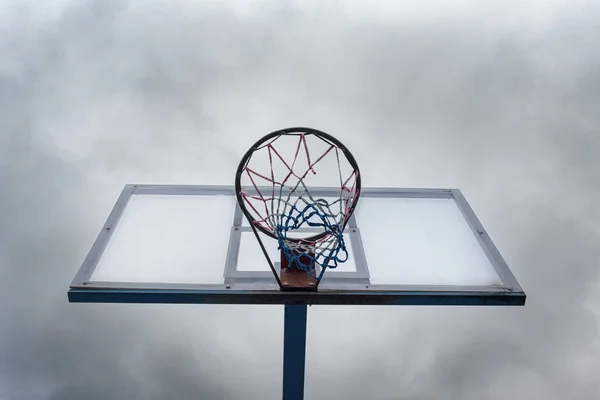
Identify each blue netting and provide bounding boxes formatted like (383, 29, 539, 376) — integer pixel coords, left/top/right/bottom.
(275, 201, 348, 281)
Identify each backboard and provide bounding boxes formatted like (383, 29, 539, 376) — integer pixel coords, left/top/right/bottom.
(68, 184, 525, 306)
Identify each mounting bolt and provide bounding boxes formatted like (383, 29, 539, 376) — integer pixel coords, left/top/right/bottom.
(226, 285, 231, 289)
(308, 282, 314, 287)
(283, 282, 289, 286)
(365, 285, 369, 289)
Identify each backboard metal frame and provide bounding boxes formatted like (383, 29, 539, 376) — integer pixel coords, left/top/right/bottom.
(68, 184, 526, 306)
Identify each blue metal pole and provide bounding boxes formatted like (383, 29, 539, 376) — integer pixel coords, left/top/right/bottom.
(282, 304, 308, 400)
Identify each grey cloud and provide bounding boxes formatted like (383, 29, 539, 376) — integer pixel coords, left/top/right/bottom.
(1, 0, 600, 399)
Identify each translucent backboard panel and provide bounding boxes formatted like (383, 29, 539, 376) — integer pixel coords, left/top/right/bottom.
(69, 185, 525, 306)
(91, 194, 235, 284)
(237, 232, 357, 273)
(356, 198, 501, 285)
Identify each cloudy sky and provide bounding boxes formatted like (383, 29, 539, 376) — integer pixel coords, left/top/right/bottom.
(2, 0, 600, 398)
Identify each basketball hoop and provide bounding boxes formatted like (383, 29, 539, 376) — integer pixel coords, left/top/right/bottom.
(235, 128, 361, 290)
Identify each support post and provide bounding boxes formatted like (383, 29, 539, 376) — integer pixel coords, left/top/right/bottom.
(282, 304, 308, 400)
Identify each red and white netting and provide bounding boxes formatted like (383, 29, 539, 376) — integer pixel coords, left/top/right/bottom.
(237, 130, 360, 277)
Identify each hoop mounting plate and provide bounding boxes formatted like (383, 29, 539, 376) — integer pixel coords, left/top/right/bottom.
(280, 250, 318, 291)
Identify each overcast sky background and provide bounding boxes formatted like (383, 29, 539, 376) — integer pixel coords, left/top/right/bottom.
(2, 0, 600, 399)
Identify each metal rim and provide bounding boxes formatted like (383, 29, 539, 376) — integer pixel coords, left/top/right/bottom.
(235, 127, 361, 242)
